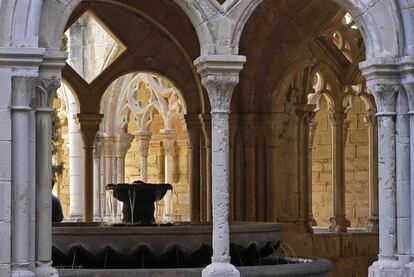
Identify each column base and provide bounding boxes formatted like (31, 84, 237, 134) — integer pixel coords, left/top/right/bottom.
(11, 267, 35, 277)
(65, 215, 83, 222)
(369, 258, 404, 277)
(328, 216, 349, 232)
(404, 261, 414, 276)
(35, 262, 58, 277)
(202, 262, 240, 277)
(93, 216, 103, 222)
(367, 216, 379, 232)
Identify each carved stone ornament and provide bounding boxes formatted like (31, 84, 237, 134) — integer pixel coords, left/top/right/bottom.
(369, 84, 399, 114)
(34, 78, 61, 109)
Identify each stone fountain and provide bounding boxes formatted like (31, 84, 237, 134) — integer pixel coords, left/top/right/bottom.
(106, 180, 172, 224)
(52, 182, 331, 276)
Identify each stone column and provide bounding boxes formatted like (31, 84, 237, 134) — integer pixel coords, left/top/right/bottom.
(162, 130, 176, 221)
(195, 55, 245, 277)
(10, 77, 36, 277)
(76, 114, 103, 222)
(366, 84, 400, 275)
(68, 114, 84, 221)
(296, 105, 316, 230)
(185, 114, 202, 222)
(328, 105, 349, 232)
(93, 135, 103, 221)
(308, 119, 318, 226)
(102, 136, 115, 220)
(200, 114, 212, 221)
(115, 133, 134, 183)
(364, 109, 379, 232)
(243, 114, 257, 221)
(136, 131, 152, 182)
(33, 79, 60, 277)
(404, 82, 414, 274)
(395, 90, 411, 262)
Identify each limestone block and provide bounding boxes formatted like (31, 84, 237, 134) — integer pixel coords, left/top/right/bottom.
(345, 145, 356, 159)
(0, 141, 11, 181)
(354, 170, 369, 182)
(0, 69, 11, 109)
(0, 182, 11, 221)
(314, 145, 331, 159)
(0, 109, 11, 141)
(349, 129, 368, 144)
(0, 221, 11, 262)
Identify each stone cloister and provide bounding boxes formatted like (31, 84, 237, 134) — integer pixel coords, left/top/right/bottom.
(0, 0, 413, 276)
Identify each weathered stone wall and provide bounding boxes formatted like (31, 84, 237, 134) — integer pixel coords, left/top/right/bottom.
(311, 97, 370, 228)
(312, 97, 333, 226)
(344, 97, 369, 228)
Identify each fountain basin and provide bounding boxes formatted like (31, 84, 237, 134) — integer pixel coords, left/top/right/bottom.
(52, 222, 281, 257)
(57, 257, 332, 277)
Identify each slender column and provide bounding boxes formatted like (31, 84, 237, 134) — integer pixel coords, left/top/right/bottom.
(328, 105, 349, 232)
(115, 133, 134, 183)
(33, 79, 60, 276)
(76, 114, 103, 222)
(162, 130, 176, 221)
(68, 114, 83, 221)
(135, 131, 152, 182)
(365, 109, 379, 231)
(102, 136, 115, 220)
(395, 91, 411, 262)
(200, 114, 212, 221)
(11, 77, 35, 277)
(228, 114, 238, 221)
(296, 105, 316, 230)
(243, 115, 257, 221)
(404, 82, 414, 274)
(93, 135, 103, 221)
(195, 55, 245, 277)
(366, 84, 399, 275)
(28, 105, 36, 273)
(308, 119, 318, 227)
(185, 114, 202, 222)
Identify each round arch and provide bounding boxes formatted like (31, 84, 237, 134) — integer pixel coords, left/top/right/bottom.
(231, 0, 403, 59)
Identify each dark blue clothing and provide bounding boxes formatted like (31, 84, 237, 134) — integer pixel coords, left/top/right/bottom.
(52, 195, 64, 222)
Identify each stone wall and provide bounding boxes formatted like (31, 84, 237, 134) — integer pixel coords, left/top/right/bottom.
(312, 97, 333, 226)
(344, 97, 369, 228)
(312, 96, 370, 228)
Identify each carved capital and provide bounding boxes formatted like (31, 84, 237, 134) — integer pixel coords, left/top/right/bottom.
(194, 55, 246, 113)
(76, 113, 103, 148)
(34, 78, 61, 110)
(295, 104, 316, 125)
(135, 131, 152, 157)
(11, 77, 37, 108)
(115, 133, 134, 157)
(162, 130, 176, 156)
(328, 106, 347, 126)
(368, 84, 399, 114)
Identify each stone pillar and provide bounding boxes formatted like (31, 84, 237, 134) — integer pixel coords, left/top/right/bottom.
(403, 83, 414, 273)
(200, 114, 212, 221)
(136, 131, 152, 182)
(102, 136, 115, 220)
(93, 135, 103, 221)
(395, 90, 411, 262)
(11, 77, 36, 277)
(296, 105, 316, 230)
(115, 133, 134, 183)
(308, 119, 318, 226)
(243, 114, 257, 221)
(68, 113, 84, 221)
(76, 114, 103, 222)
(185, 114, 202, 222)
(162, 130, 176, 221)
(195, 55, 245, 277)
(33, 79, 60, 277)
(328, 105, 349, 232)
(366, 84, 400, 275)
(364, 109, 379, 232)
(228, 114, 238, 221)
